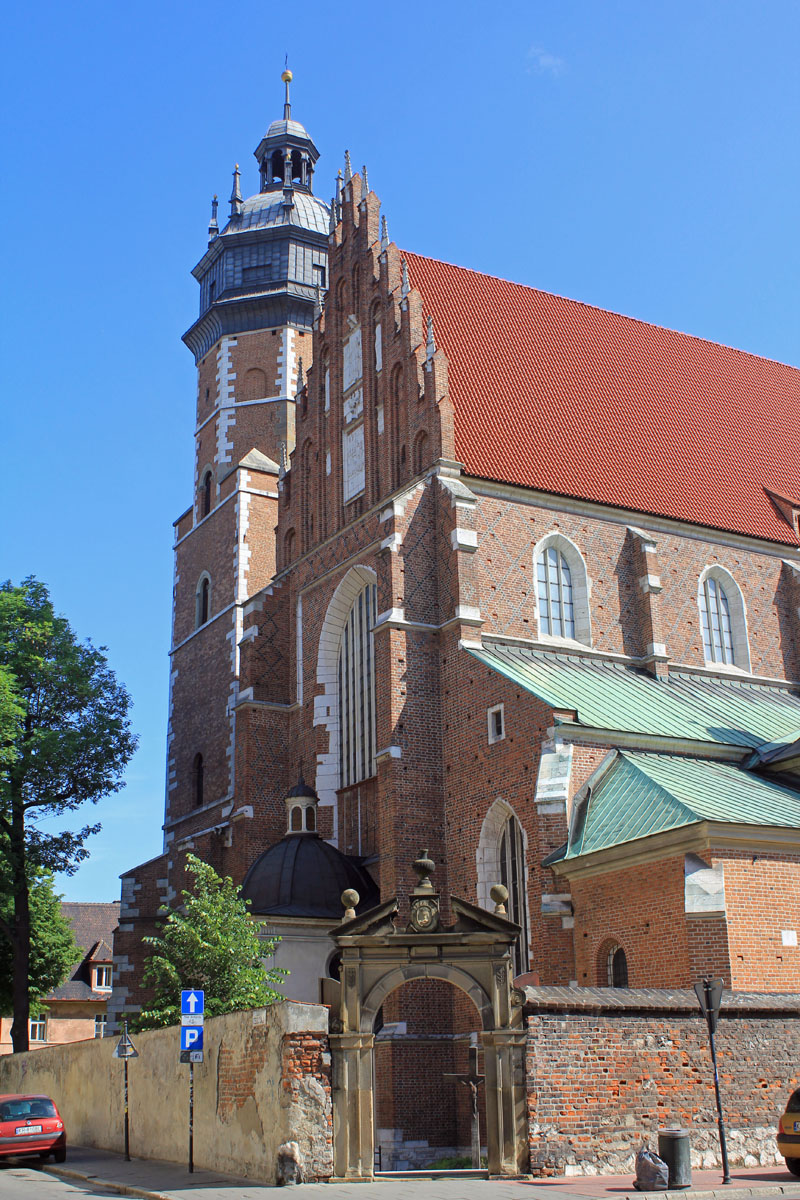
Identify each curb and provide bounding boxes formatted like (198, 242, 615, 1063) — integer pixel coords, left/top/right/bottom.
(42, 1163, 172, 1200)
(599, 1191, 800, 1200)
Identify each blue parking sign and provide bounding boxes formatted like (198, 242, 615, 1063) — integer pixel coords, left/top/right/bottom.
(180, 1026, 204, 1053)
(180, 989, 204, 1016)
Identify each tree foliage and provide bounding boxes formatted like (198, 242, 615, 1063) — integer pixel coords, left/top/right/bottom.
(0, 577, 137, 1051)
(131, 854, 286, 1031)
(0, 867, 79, 1016)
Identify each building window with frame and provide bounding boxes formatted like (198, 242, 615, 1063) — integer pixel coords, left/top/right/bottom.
(607, 944, 628, 988)
(537, 545, 575, 639)
(29, 1017, 47, 1042)
(196, 575, 210, 628)
(534, 533, 592, 646)
(338, 582, 378, 788)
(487, 703, 505, 744)
(94, 965, 112, 991)
(201, 470, 212, 519)
(94, 1013, 108, 1039)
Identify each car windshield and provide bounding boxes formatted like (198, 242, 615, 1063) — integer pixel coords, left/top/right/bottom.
(0, 1098, 57, 1121)
(787, 1090, 800, 1114)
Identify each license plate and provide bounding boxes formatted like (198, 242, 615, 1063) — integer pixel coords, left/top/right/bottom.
(16, 1125, 42, 1134)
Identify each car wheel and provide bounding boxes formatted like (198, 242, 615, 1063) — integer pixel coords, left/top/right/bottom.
(38, 1152, 50, 1161)
(785, 1158, 800, 1177)
(53, 1147, 66, 1164)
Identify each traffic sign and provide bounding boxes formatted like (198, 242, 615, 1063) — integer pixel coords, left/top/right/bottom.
(180, 1025, 204, 1053)
(180, 1049, 204, 1064)
(181, 990, 204, 1017)
(181, 1014, 203, 1026)
(113, 1030, 139, 1059)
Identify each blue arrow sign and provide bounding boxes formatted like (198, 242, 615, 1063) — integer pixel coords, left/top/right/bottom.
(180, 990, 205, 1016)
(180, 1026, 204, 1053)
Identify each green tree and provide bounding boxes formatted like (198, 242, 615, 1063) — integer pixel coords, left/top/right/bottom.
(132, 853, 286, 1030)
(0, 578, 137, 1052)
(0, 867, 79, 1016)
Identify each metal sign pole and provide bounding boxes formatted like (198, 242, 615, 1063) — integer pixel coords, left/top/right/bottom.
(704, 981, 731, 1185)
(188, 1060, 194, 1174)
(123, 1019, 130, 1161)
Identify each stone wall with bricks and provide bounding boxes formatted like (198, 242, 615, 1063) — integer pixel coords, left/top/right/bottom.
(525, 986, 800, 1177)
(0, 1003, 332, 1185)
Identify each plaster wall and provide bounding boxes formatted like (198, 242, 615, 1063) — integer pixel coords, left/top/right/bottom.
(0, 1002, 332, 1185)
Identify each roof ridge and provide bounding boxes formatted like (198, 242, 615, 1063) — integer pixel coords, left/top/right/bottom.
(402, 249, 800, 376)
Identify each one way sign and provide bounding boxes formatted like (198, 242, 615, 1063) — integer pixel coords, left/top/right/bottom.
(181, 990, 205, 1017)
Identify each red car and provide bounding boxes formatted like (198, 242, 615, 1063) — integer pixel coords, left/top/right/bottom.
(0, 1094, 66, 1162)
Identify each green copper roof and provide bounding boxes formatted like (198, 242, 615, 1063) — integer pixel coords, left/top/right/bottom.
(565, 751, 800, 860)
(468, 643, 800, 749)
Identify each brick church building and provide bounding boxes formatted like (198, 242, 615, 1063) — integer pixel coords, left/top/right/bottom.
(112, 72, 800, 1160)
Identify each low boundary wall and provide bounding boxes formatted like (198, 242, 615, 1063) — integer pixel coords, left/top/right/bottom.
(0, 1002, 332, 1184)
(525, 987, 800, 1177)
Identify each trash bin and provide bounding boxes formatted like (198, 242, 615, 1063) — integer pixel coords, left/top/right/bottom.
(658, 1128, 692, 1189)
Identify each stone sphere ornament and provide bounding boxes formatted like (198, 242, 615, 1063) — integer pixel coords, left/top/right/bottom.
(490, 883, 509, 914)
(341, 888, 359, 921)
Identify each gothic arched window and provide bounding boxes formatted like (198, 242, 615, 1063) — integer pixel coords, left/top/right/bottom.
(697, 565, 751, 672)
(534, 533, 592, 645)
(201, 470, 212, 519)
(498, 814, 529, 978)
(607, 945, 628, 988)
(338, 581, 378, 788)
(196, 575, 210, 628)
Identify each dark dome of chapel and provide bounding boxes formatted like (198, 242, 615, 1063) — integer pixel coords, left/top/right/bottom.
(241, 836, 379, 920)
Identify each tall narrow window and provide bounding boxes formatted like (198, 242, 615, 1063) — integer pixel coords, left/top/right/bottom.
(699, 575, 735, 665)
(94, 1013, 107, 1039)
(498, 815, 529, 978)
(196, 577, 210, 628)
(201, 470, 212, 518)
(338, 582, 378, 788)
(537, 546, 575, 639)
(607, 945, 628, 988)
(193, 753, 204, 808)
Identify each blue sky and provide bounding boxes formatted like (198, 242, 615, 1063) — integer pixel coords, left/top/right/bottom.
(3, 1, 799, 901)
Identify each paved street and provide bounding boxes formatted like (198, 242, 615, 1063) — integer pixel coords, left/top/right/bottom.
(3, 1148, 800, 1200)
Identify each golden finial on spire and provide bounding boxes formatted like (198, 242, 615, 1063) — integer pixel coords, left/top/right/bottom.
(281, 58, 293, 119)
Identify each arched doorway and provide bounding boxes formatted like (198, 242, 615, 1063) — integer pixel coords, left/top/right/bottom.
(327, 853, 529, 1180)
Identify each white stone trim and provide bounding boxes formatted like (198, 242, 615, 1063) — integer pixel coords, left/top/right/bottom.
(487, 703, 505, 744)
(275, 327, 297, 397)
(451, 528, 478, 552)
(639, 573, 662, 593)
(697, 565, 751, 672)
(533, 531, 593, 648)
(375, 745, 402, 762)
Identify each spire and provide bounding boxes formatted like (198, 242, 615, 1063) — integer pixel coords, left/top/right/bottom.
(229, 164, 242, 216)
(208, 194, 219, 242)
(281, 63, 292, 120)
(328, 198, 337, 234)
(296, 356, 304, 396)
(344, 150, 352, 185)
(314, 282, 323, 319)
(279, 440, 289, 479)
(362, 164, 369, 198)
(381, 214, 389, 252)
(426, 314, 436, 362)
(336, 170, 343, 221)
(401, 258, 410, 300)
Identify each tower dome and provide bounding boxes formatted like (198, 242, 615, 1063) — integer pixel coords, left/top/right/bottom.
(182, 71, 330, 363)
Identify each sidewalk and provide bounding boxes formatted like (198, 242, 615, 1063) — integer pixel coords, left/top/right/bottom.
(41, 1145, 800, 1200)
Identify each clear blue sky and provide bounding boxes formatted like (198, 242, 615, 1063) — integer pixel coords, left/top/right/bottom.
(3, 1, 799, 901)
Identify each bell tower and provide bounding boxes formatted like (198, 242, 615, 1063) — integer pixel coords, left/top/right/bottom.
(164, 74, 330, 852)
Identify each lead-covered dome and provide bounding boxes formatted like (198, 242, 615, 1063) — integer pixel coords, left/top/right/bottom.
(222, 189, 329, 237)
(241, 835, 379, 919)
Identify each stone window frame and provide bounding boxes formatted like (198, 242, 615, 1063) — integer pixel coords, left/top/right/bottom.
(696, 565, 751, 672)
(532, 532, 592, 648)
(597, 938, 629, 988)
(476, 798, 530, 975)
(315, 565, 379, 816)
(487, 703, 505, 744)
(195, 572, 212, 629)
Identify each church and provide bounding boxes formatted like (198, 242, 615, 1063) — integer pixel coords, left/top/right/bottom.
(111, 71, 800, 1165)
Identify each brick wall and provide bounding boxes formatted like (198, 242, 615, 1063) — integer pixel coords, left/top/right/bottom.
(525, 987, 800, 1177)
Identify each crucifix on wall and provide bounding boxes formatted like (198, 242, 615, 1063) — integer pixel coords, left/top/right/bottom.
(444, 1037, 484, 1169)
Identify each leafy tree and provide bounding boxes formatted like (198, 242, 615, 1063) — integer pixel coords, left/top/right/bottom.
(0, 578, 137, 1052)
(131, 853, 286, 1030)
(0, 867, 79, 1016)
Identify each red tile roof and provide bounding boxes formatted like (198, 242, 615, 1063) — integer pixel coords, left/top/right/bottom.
(404, 253, 800, 545)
